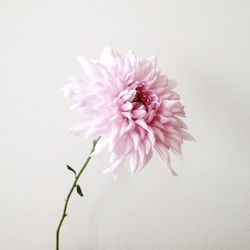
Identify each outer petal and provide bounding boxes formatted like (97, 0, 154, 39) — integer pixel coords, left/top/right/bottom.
(154, 144, 178, 176)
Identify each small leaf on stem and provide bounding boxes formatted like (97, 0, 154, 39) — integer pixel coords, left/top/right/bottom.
(92, 139, 97, 147)
(76, 185, 84, 197)
(66, 164, 76, 175)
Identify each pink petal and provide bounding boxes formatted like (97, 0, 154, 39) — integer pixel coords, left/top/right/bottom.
(130, 151, 140, 173)
(154, 144, 178, 176)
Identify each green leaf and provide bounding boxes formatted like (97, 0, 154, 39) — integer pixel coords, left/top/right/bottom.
(66, 164, 76, 175)
(76, 185, 84, 197)
(92, 136, 101, 147)
(92, 139, 97, 147)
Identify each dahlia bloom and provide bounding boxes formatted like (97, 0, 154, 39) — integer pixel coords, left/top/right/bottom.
(62, 47, 194, 177)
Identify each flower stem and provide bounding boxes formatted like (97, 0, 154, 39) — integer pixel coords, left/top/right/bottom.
(56, 137, 101, 250)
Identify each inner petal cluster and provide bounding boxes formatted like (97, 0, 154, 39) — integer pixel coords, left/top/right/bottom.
(119, 83, 160, 122)
(134, 84, 160, 113)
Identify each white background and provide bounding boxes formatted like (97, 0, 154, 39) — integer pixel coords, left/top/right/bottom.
(0, 0, 249, 249)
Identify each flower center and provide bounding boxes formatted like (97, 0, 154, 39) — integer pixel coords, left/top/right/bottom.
(132, 83, 157, 111)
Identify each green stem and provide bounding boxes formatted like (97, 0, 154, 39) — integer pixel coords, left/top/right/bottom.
(56, 137, 101, 250)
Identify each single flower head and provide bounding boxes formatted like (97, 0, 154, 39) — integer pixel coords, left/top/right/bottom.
(62, 47, 194, 177)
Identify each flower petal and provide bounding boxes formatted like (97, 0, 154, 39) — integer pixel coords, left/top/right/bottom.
(154, 144, 178, 176)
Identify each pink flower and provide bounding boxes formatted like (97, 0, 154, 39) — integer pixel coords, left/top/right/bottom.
(62, 47, 194, 177)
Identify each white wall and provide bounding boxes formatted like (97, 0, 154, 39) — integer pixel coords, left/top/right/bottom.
(0, 0, 249, 249)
